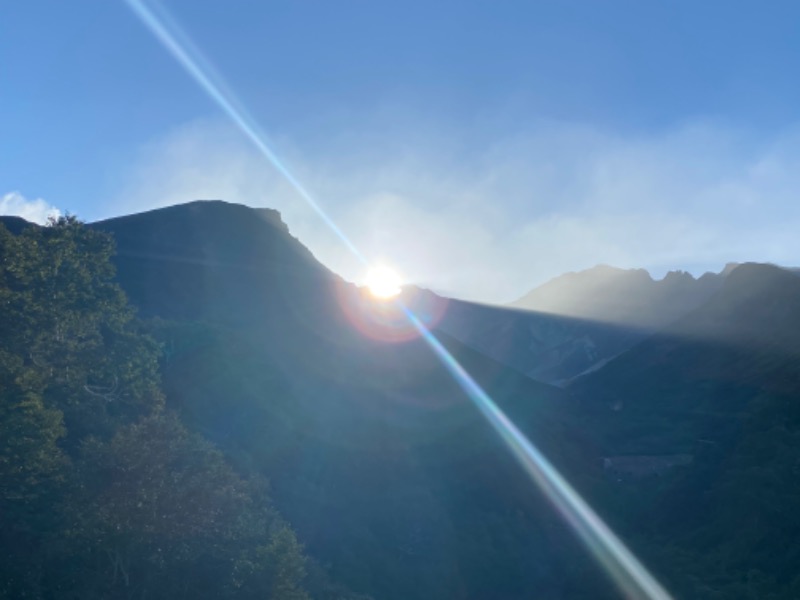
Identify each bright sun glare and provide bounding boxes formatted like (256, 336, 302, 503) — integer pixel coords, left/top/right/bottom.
(364, 266, 403, 299)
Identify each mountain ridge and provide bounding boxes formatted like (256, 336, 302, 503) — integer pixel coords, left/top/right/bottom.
(3, 203, 794, 389)
(510, 263, 730, 327)
(5, 201, 800, 597)
(72, 201, 588, 599)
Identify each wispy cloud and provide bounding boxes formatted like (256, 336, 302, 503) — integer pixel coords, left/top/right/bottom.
(112, 117, 800, 302)
(1, 191, 60, 225)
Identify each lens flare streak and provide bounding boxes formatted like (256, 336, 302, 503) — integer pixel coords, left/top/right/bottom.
(125, 3, 673, 598)
(123, 0, 367, 265)
(400, 307, 672, 600)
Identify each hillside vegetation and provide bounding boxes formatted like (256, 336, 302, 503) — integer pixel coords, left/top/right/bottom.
(0, 218, 319, 599)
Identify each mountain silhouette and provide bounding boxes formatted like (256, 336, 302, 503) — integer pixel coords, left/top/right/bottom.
(5, 203, 800, 598)
(512, 264, 729, 328)
(82, 201, 603, 599)
(90, 200, 336, 323)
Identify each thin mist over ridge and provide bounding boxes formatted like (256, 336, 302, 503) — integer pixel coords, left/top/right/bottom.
(104, 113, 800, 304)
(7, 195, 797, 307)
(4, 199, 797, 309)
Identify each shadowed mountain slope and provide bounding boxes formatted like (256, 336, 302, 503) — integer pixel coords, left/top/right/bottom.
(85, 201, 612, 599)
(90, 200, 336, 324)
(6, 205, 800, 597)
(9, 205, 603, 599)
(429, 294, 646, 386)
(572, 262, 800, 453)
(563, 263, 800, 597)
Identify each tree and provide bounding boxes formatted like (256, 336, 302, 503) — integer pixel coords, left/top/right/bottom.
(0, 217, 162, 444)
(66, 412, 310, 599)
(0, 355, 68, 598)
(0, 218, 333, 598)
(232, 526, 310, 600)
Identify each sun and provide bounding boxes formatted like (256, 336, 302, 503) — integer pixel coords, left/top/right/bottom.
(364, 265, 403, 299)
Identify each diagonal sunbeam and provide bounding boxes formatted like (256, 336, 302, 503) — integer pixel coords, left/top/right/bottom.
(124, 2, 673, 598)
(401, 308, 672, 600)
(123, 0, 367, 265)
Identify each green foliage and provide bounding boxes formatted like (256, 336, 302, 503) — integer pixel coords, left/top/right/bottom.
(0, 358, 68, 598)
(154, 317, 603, 600)
(0, 220, 315, 599)
(232, 526, 310, 600)
(0, 217, 163, 442)
(0, 385, 66, 507)
(62, 412, 309, 599)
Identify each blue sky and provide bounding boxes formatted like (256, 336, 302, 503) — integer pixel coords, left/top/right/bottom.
(3, 1, 800, 300)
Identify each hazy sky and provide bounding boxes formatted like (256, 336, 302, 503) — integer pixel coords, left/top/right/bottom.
(3, 1, 800, 301)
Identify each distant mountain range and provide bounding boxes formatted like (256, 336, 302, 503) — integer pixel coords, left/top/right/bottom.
(1, 204, 790, 389)
(4, 200, 800, 598)
(572, 261, 800, 453)
(408, 263, 743, 386)
(511, 263, 738, 326)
